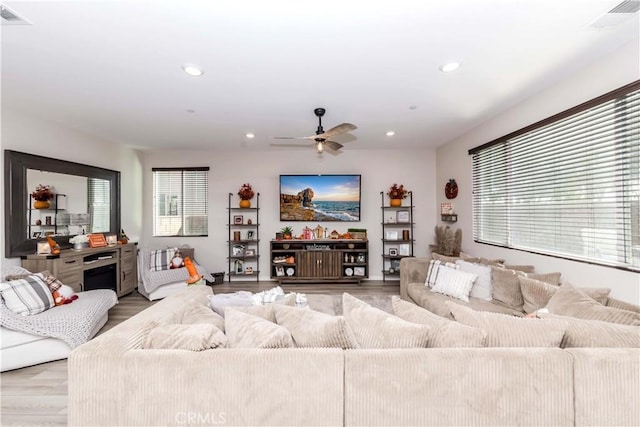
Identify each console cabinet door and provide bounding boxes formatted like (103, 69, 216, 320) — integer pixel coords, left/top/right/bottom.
(118, 243, 137, 296)
(298, 251, 341, 279)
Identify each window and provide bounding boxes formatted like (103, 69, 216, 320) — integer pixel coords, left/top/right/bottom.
(469, 81, 639, 271)
(88, 178, 111, 233)
(153, 167, 209, 237)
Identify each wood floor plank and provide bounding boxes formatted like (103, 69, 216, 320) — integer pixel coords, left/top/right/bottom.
(0, 281, 398, 426)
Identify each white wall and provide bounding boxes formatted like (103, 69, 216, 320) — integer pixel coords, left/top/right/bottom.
(435, 41, 640, 304)
(1, 108, 143, 267)
(140, 148, 436, 281)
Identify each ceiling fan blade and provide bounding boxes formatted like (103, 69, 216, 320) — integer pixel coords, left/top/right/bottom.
(324, 140, 344, 151)
(269, 143, 313, 148)
(316, 123, 357, 139)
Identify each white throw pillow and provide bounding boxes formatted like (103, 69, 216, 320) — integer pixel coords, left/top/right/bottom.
(456, 260, 492, 301)
(424, 259, 441, 288)
(431, 266, 477, 302)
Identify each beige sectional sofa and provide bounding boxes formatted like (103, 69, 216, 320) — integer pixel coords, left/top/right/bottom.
(69, 285, 639, 427)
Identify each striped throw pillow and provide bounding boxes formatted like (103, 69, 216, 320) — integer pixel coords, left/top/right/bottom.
(424, 259, 442, 288)
(431, 266, 477, 302)
(149, 247, 177, 271)
(0, 274, 55, 316)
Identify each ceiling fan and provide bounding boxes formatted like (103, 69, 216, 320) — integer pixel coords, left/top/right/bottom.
(270, 108, 357, 155)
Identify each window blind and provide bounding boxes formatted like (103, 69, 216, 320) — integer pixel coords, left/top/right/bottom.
(88, 178, 110, 233)
(152, 168, 209, 237)
(470, 83, 639, 270)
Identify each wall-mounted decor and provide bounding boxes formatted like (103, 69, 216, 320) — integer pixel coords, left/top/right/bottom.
(445, 179, 458, 199)
(280, 174, 361, 222)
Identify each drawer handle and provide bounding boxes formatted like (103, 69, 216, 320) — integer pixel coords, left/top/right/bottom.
(64, 260, 77, 265)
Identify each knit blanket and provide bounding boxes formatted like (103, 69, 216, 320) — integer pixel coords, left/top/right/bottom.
(0, 289, 117, 348)
(138, 249, 214, 293)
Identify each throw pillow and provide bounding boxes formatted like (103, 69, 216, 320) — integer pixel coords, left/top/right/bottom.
(224, 308, 294, 348)
(538, 313, 640, 348)
(519, 277, 611, 314)
(431, 253, 460, 263)
(208, 292, 254, 317)
(525, 272, 561, 286)
(342, 293, 430, 348)
(504, 264, 535, 273)
(491, 267, 524, 311)
(274, 305, 353, 349)
(149, 247, 177, 271)
(477, 257, 506, 266)
(424, 259, 442, 288)
(545, 282, 640, 326)
(446, 301, 567, 347)
(142, 322, 228, 350)
(431, 266, 477, 302)
(391, 296, 486, 347)
(0, 274, 55, 316)
(456, 260, 492, 301)
(180, 302, 225, 331)
(459, 252, 480, 263)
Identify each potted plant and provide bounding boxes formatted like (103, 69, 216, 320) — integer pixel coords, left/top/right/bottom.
(31, 184, 54, 209)
(387, 183, 408, 207)
(238, 183, 255, 208)
(281, 226, 294, 240)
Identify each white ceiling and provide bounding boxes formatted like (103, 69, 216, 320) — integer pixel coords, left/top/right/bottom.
(1, 0, 638, 151)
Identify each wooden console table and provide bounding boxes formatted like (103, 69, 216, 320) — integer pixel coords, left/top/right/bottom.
(270, 239, 368, 284)
(21, 242, 137, 297)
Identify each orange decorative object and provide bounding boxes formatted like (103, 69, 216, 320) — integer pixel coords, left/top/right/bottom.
(34, 200, 51, 209)
(47, 236, 61, 255)
(184, 256, 203, 285)
(390, 198, 402, 207)
(88, 233, 107, 248)
(239, 199, 251, 208)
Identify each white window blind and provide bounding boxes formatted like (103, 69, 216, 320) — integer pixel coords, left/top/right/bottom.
(153, 168, 209, 237)
(470, 83, 639, 270)
(88, 178, 111, 233)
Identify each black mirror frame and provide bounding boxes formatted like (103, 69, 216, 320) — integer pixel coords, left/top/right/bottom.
(4, 150, 121, 257)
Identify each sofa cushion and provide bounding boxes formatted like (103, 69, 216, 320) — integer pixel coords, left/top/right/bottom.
(342, 293, 430, 349)
(391, 296, 486, 347)
(149, 247, 177, 271)
(407, 283, 523, 319)
(207, 292, 254, 317)
(539, 313, 640, 348)
(273, 305, 353, 349)
(430, 253, 460, 263)
(545, 282, 640, 326)
(606, 296, 640, 313)
(142, 322, 228, 350)
(431, 266, 477, 302)
(519, 276, 611, 315)
(229, 293, 298, 322)
(447, 301, 566, 347)
(504, 264, 535, 273)
(224, 308, 294, 348)
(456, 260, 492, 301)
(180, 302, 225, 331)
(492, 267, 562, 312)
(0, 274, 55, 316)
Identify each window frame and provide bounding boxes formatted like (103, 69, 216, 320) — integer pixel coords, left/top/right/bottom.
(468, 80, 640, 272)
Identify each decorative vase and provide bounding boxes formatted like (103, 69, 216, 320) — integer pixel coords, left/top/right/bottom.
(239, 199, 251, 208)
(390, 198, 402, 207)
(34, 200, 50, 209)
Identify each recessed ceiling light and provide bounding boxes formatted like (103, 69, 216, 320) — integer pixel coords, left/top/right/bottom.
(186, 109, 195, 113)
(182, 64, 204, 77)
(439, 62, 460, 73)
(386, 131, 395, 136)
(246, 133, 255, 139)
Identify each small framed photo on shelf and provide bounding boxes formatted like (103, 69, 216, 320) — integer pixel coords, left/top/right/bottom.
(396, 210, 410, 223)
(246, 230, 254, 240)
(36, 240, 51, 255)
(357, 253, 366, 263)
(233, 215, 243, 225)
(354, 267, 365, 277)
(275, 266, 285, 277)
(399, 243, 411, 256)
(105, 234, 117, 246)
(389, 248, 398, 256)
(232, 244, 246, 256)
(385, 230, 398, 240)
(234, 259, 244, 274)
(245, 266, 254, 275)
(32, 231, 42, 239)
(244, 249, 255, 256)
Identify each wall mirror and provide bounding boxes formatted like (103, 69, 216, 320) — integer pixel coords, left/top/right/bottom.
(4, 150, 120, 257)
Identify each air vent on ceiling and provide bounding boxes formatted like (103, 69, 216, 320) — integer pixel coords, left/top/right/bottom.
(589, 0, 639, 28)
(1, 4, 31, 25)
(609, 0, 640, 13)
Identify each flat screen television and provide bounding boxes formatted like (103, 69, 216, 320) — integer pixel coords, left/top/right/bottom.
(280, 174, 361, 222)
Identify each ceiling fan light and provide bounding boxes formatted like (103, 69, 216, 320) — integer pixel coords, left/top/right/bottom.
(439, 62, 460, 73)
(245, 133, 255, 139)
(386, 130, 395, 136)
(316, 141, 324, 153)
(182, 64, 204, 77)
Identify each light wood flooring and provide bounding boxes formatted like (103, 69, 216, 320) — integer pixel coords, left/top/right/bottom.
(0, 280, 398, 426)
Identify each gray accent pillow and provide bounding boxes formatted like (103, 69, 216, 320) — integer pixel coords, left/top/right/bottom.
(447, 301, 567, 347)
(391, 296, 486, 347)
(273, 305, 353, 348)
(456, 260, 492, 301)
(342, 293, 430, 349)
(142, 322, 228, 350)
(491, 267, 524, 310)
(545, 282, 640, 326)
(224, 308, 294, 348)
(539, 313, 640, 348)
